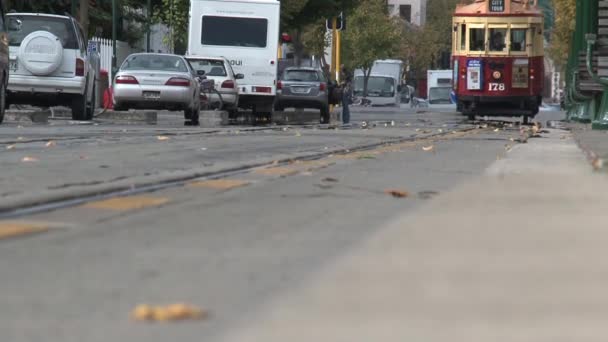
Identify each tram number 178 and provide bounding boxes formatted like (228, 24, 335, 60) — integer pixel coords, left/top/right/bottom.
(488, 83, 505, 91)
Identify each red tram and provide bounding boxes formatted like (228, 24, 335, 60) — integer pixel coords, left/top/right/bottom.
(452, 0, 544, 122)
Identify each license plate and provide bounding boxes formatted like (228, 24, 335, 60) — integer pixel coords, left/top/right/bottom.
(9, 60, 17, 71)
(291, 87, 310, 94)
(142, 91, 160, 100)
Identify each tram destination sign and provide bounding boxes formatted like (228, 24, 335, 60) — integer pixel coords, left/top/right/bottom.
(489, 0, 505, 12)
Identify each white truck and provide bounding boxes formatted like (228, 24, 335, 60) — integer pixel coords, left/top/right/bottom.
(426, 69, 453, 105)
(353, 59, 403, 106)
(187, 0, 280, 117)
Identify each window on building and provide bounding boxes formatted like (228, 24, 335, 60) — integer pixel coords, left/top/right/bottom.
(469, 28, 485, 51)
(399, 5, 412, 23)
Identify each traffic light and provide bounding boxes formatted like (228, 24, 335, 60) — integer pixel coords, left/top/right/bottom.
(326, 12, 345, 31)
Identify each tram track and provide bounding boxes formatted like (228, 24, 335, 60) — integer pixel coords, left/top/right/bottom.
(0, 125, 487, 219)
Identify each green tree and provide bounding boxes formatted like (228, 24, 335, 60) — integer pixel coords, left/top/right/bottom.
(152, 0, 188, 53)
(342, 0, 402, 97)
(547, 0, 576, 71)
(281, 0, 360, 65)
(400, 23, 442, 81)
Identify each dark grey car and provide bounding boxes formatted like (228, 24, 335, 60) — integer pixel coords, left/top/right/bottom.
(275, 67, 330, 122)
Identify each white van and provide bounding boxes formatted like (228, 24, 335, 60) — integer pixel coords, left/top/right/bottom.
(427, 69, 453, 105)
(353, 60, 403, 106)
(187, 0, 280, 117)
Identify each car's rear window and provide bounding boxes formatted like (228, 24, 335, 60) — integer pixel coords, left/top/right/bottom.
(187, 59, 227, 77)
(121, 55, 188, 72)
(8, 15, 78, 49)
(283, 70, 320, 82)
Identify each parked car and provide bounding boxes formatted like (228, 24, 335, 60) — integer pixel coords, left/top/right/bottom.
(186, 56, 243, 114)
(0, 5, 9, 124)
(275, 67, 329, 123)
(113, 53, 201, 125)
(6, 13, 96, 120)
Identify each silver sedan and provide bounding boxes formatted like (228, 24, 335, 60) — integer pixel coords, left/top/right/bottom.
(113, 53, 201, 125)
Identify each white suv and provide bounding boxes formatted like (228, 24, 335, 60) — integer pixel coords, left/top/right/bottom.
(6, 13, 96, 120)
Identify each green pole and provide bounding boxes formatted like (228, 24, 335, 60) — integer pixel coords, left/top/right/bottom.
(112, 0, 117, 79)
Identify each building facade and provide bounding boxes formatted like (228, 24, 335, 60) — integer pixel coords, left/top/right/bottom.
(387, 0, 427, 26)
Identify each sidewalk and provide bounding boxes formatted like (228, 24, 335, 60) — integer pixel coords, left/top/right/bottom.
(219, 129, 608, 341)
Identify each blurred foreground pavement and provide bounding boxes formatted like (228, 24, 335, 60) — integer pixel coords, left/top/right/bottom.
(220, 128, 608, 341)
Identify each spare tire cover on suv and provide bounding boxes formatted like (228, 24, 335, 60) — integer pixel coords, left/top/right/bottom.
(18, 31, 64, 76)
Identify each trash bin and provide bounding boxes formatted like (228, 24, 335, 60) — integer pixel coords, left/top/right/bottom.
(99, 69, 110, 109)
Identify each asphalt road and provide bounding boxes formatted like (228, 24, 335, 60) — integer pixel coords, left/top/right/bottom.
(0, 106, 565, 341)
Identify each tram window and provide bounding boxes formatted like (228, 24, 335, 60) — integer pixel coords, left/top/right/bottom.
(460, 24, 466, 50)
(469, 28, 485, 51)
(511, 28, 527, 52)
(489, 28, 507, 51)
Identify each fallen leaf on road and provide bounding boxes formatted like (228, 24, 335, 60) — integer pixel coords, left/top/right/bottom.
(438, 129, 444, 133)
(509, 137, 515, 142)
(390, 120, 395, 126)
(17, 137, 24, 141)
(6, 145, 15, 150)
(494, 128, 500, 132)
(415, 128, 421, 132)
(132, 303, 207, 322)
(157, 136, 170, 141)
(592, 157, 604, 170)
(505, 144, 512, 152)
(385, 189, 409, 198)
(21, 156, 39, 162)
(322, 177, 339, 182)
(295, 131, 302, 137)
(358, 154, 376, 160)
(422, 145, 434, 152)
(300, 171, 313, 176)
(45, 141, 56, 147)
(200, 147, 207, 151)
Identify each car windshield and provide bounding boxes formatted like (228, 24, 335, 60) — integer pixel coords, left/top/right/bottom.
(8, 15, 78, 49)
(121, 55, 188, 72)
(354, 76, 395, 97)
(429, 87, 452, 104)
(188, 59, 227, 77)
(283, 70, 320, 82)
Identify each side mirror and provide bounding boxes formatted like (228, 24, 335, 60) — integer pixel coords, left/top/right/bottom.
(235, 73, 244, 80)
(8, 18, 21, 31)
(197, 70, 206, 76)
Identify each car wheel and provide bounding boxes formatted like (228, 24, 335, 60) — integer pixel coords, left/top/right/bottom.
(71, 91, 87, 121)
(0, 80, 6, 125)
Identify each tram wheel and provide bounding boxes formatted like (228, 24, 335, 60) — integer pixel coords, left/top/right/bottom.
(467, 113, 475, 121)
(522, 115, 530, 125)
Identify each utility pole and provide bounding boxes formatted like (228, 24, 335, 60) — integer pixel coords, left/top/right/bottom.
(79, 0, 89, 35)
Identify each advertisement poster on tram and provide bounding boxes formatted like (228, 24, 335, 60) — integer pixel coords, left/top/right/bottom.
(466, 60, 482, 90)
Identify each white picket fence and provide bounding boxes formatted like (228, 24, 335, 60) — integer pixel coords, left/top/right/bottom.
(91, 37, 140, 87)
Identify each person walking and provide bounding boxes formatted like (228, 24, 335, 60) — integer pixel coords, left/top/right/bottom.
(340, 65, 352, 125)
